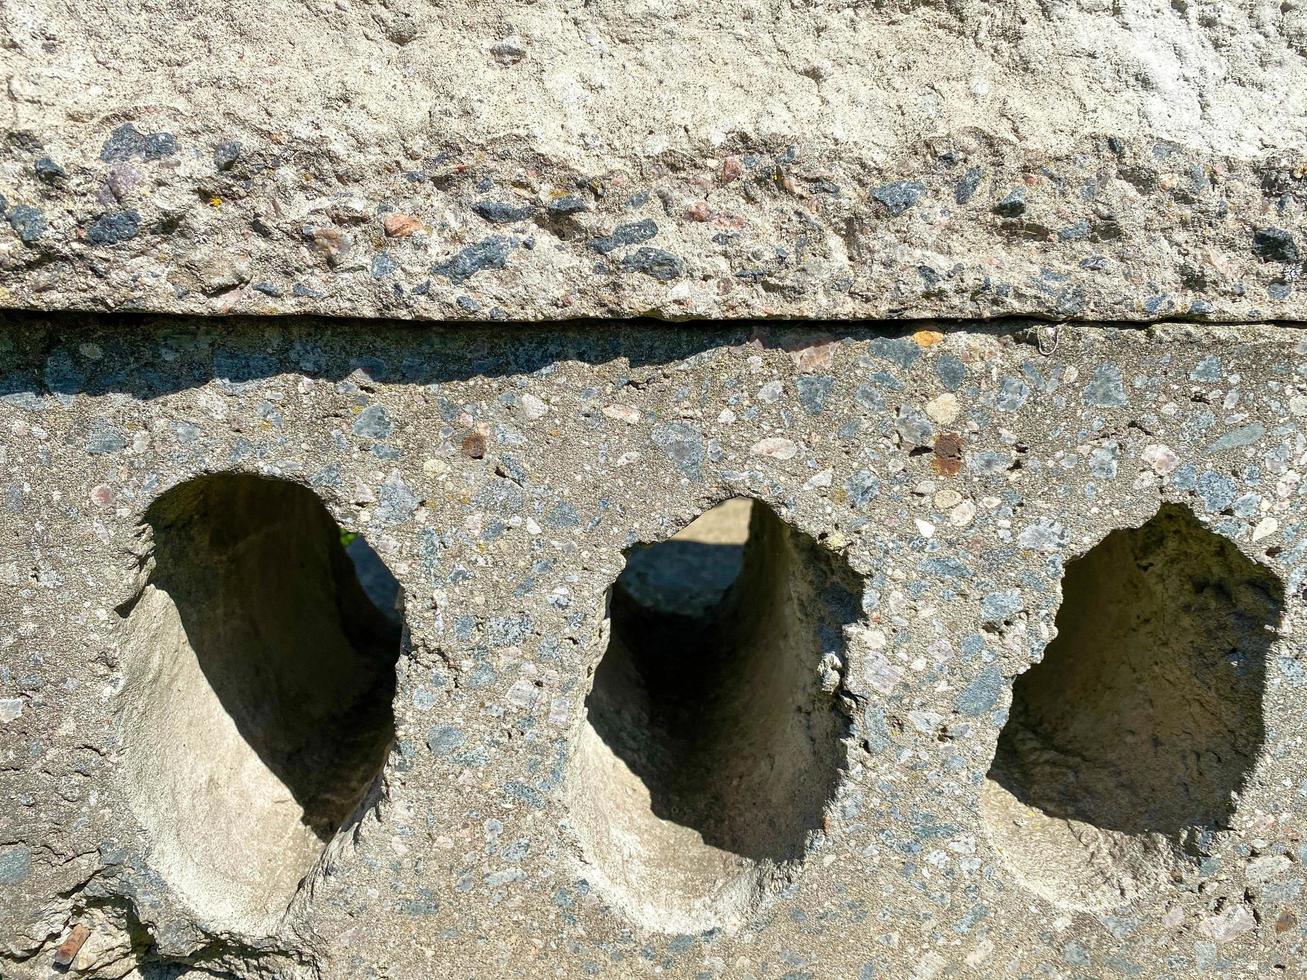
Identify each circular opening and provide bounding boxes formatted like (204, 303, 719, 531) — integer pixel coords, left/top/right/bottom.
(118, 474, 404, 930)
(982, 504, 1282, 908)
(565, 498, 861, 932)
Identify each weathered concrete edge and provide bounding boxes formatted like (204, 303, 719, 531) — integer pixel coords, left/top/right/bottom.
(1, 134, 1304, 324)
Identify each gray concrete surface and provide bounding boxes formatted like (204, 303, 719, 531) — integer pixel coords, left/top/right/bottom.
(0, 315, 1304, 977)
(3, 3, 1306, 973)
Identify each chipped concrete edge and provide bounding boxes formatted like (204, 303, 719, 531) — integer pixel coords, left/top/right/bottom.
(1, 131, 1305, 324)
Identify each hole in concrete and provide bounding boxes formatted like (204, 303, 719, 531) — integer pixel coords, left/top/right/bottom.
(117, 474, 403, 930)
(982, 503, 1283, 909)
(566, 498, 860, 933)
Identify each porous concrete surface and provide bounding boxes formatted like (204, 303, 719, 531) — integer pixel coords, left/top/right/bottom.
(1, 315, 1306, 977)
(1, 1, 1306, 321)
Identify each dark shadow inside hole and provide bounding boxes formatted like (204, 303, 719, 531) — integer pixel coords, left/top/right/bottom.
(145, 474, 403, 841)
(345, 532, 404, 634)
(585, 499, 856, 863)
(987, 503, 1282, 838)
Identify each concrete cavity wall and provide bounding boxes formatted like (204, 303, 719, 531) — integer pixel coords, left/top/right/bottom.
(0, 316, 1305, 978)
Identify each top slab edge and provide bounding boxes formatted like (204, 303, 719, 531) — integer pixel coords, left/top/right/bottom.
(1, 0, 1305, 322)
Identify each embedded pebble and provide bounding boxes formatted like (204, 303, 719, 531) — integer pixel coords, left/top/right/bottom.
(925, 393, 960, 424)
(1198, 905, 1255, 944)
(934, 488, 963, 509)
(949, 500, 977, 526)
(751, 437, 799, 460)
(1142, 443, 1180, 475)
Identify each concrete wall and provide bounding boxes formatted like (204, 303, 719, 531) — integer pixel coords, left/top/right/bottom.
(0, 316, 1305, 977)
(2, 0, 1307, 975)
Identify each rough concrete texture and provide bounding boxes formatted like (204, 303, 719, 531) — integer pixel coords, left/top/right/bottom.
(1, 315, 1306, 977)
(1, 0, 1306, 321)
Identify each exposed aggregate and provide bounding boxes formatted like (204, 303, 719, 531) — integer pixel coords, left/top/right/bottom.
(0, 316, 1305, 977)
(0, 126, 1303, 322)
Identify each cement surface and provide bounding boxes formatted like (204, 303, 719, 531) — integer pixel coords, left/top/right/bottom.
(0, 1, 1304, 320)
(0, 315, 1304, 977)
